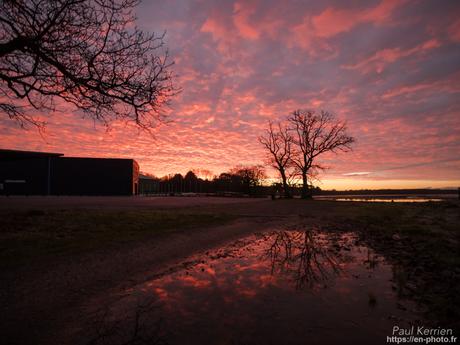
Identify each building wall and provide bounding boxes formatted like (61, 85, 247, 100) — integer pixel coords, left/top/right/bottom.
(50, 157, 137, 196)
(0, 157, 50, 195)
(0, 151, 139, 196)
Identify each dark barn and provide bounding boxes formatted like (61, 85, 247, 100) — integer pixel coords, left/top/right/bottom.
(0, 149, 139, 196)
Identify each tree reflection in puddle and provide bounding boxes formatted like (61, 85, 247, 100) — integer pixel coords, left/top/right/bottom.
(83, 229, 420, 345)
(265, 230, 341, 289)
(86, 296, 168, 345)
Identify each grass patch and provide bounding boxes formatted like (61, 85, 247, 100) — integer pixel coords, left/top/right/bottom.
(0, 209, 233, 268)
(340, 201, 460, 326)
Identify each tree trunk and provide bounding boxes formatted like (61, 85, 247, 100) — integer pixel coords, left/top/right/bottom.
(300, 172, 311, 199)
(280, 170, 291, 198)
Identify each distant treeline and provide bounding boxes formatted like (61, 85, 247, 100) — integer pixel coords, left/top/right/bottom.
(139, 167, 457, 197)
(139, 166, 271, 196)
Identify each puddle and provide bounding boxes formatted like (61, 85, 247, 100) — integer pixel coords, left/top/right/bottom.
(85, 230, 421, 345)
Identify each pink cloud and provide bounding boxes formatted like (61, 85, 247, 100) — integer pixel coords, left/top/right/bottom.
(312, 0, 405, 38)
(448, 19, 460, 42)
(232, 1, 260, 40)
(201, 16, 226, 42)
(343, 38, 441, 74)
(382, 74, 460, 99)
(1, 0, 459, 189)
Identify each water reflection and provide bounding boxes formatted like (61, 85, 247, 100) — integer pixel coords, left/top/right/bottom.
(335, 198, 444, 203)
(315, 196, 445, 203)
(83, 229, 419, 345)
(266, 231, 341, 289)
(87, 297, 167, 345)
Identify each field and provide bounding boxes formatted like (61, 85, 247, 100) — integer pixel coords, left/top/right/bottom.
(0, 196, 459, 344)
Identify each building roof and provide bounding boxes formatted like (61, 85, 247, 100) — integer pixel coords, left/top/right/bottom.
(139, 173, 157, 180)
(0, 149, 64, 159)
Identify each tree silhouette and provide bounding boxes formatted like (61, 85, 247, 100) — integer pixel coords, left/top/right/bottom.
(258, 121, 293, 198)
(259, 110, 354, 199)
(229, 165, 266, 195)
(288, 110, 355, 199)
(0, 0, 177, 129)
(184, 170, 198, 192)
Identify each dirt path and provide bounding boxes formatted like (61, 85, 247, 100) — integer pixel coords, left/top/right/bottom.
(1, 214, 294, 345)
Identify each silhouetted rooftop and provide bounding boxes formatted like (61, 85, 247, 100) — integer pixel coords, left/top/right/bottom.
(0, 149, 63, 159)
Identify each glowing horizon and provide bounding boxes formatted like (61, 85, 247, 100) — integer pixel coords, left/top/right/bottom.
(0, 0, 459, 190)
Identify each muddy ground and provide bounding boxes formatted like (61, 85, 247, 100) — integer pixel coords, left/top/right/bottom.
(0, 196, 459, 344)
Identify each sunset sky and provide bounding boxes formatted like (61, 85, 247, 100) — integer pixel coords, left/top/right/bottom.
(1, 0, 459, 190)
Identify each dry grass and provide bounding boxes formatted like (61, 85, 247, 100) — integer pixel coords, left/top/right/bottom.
(0, 209, 232, 268)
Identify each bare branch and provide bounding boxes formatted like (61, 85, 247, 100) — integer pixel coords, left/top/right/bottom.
(263, 109, 355, 199)
(258, 120, 293, 198)
(0, 0, 179, 130)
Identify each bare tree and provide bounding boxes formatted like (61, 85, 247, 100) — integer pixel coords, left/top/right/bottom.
(258, 121, 293, 198)
(288, 110, 355, 199)
(229, 165, 266, 195)
(0, 0, 177, 129)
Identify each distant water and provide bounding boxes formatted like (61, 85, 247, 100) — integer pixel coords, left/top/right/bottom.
(314, 194, 457, 203)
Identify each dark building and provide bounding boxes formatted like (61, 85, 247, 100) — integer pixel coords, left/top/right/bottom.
(0, 149, 139, 195)
(138, 174, 160, 195)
